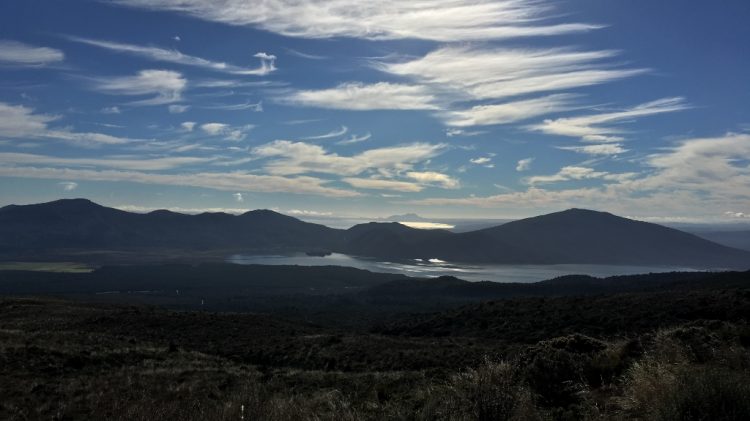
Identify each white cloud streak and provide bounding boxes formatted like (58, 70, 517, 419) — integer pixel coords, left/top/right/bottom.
(446, 129, 486, 137)
(284, 82, 438, 110)
(253, 140, 446, 177)
(444, 94, 576, 127)
(68, 36, 276, 75)
(558, 143, 629, 155)
(111, 0, 600, 42)
(58, 181, 78, 191)
(343, 177, 423, 192)
(0, 152, 215, 171)
(0, 40, 64, 66)
(199, 123, 253, 141)
(529, 97, 689, 142)
(406, 171, 459, 189)
(0, 102, 137, 145)
(201, 123, 229, 136)
(304, 125, 348, 140)
(378, 46, 646, 101)
(526, 166, 636, 185)
(516, 158, 534, 172)
(292, 45, 644, 120)
(92, 69, 187, 106)
(202, 101, 263, 111)
(101, 106, 121, 114)
(337, 132, 372, 145)
(285, 48, 327, 60)
(168, 104, 190, 113)
(470, 155, 495, 168)
(470, 157, 492, 165)
(0, 165, 360, 197)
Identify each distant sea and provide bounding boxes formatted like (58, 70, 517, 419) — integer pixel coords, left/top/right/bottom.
(227, 252, 699, 283)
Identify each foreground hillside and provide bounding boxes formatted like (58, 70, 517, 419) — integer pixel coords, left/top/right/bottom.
(2, 199, 749, 268)
(2, 269, 750, 420)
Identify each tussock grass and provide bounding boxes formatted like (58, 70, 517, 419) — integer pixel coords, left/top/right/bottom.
(2, 298, 750, 420)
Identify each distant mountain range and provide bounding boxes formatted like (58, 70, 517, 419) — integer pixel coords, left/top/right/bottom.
(1, 199, 748, 268)
(683, 230, 750, 252)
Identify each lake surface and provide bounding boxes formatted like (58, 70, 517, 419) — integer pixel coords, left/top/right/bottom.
(227, 252, 698, 283)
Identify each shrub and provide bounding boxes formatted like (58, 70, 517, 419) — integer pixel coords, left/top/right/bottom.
(624, 363, 750, 421)
(520, 334, 612, 407)
(420, 359, 541, 421)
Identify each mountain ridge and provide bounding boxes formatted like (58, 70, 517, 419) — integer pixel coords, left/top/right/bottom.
(1, 199, 748, 268)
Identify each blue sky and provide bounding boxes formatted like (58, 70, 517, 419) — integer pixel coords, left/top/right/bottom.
(0, 0, 749, 221)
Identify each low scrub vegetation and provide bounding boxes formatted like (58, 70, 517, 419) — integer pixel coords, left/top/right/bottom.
(2, 295, 750, 420)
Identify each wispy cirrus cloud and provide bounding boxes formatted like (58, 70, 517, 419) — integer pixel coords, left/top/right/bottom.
(337, 132, 371, 145)
(285, 48, 327, 60)
(378, 47, 646, 102)
(446, 129, 487, 137)
(516, 158, 534, 172)
(444, 94, 577, 127)
(470, 157, 491, 165)
(526, 166, 636, 185)
(283, 82, 438, 110)
(58, 181, 78, 191)
(287, 46, 644, 124)
(168, 104, 190, 113)
(251, 140, 456, 192)
(202, 101, 263, 112)
(304, 125, 348, 140)
(68, 36, 276, 75)
(0, 165, 360, 197)
(558, 143, 629, 156)
(200, 122, 253, 141)
(101, 106, 121, 114)
(342, 177, 423, 192)
(342, 170, 459, 192)
(111, 0, 600, 42)
(0, 102, 136, 145)
(529, 97, 689, 142)
(470, 155, 495, 168)
(91, 69, 187, 106)
(0, 40, 64, 67)
(0, 151, 215, 171)
(253, 140, 446, 177)
(405, 171, 459, 189)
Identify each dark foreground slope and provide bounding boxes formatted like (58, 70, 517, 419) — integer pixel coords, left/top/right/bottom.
(3, 268, 750, 420)
(2, 199, 749, 267)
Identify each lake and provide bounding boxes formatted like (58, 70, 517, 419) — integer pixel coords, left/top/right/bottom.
(227, 252, 698, 283)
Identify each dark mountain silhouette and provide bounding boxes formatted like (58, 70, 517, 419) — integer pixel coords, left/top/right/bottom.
(344, 222, 452, 258)
(0, 198, 343, 251)
(1, 199, 748, 268)
(414, 208, 750, 267)
(344, 208, 750, 268)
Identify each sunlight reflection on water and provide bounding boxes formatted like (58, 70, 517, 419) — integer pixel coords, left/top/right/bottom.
(226, 252, 698, 283)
